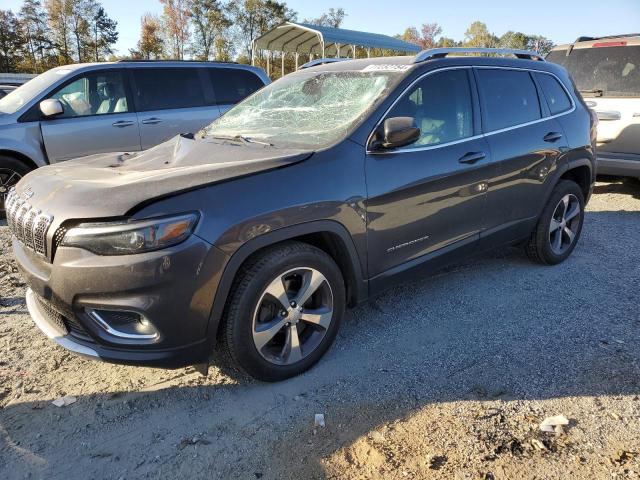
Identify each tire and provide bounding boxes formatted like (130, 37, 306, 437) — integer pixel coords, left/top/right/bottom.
(220, 241, 346, 381)
(526, 180, 585, 265)
(1, 156, 33, 218)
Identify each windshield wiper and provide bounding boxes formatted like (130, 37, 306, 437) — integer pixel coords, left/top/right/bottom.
(579, 88, 604, 97)
(209, 134, 273, 146)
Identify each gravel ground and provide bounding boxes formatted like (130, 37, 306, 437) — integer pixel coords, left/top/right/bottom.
(1, 178, 639, 480)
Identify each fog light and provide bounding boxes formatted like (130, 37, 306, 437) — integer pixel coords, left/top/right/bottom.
(87, 309, 159, 341)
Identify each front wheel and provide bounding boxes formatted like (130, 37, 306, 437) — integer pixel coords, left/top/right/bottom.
(1, 156, 32, 218)
(220, 241, 345, 381)
(526, 180, 585, 265)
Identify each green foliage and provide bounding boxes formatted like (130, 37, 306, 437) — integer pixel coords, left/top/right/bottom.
(303, 7, 346, 28)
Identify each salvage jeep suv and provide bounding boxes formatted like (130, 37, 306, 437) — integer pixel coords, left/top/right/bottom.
(8, 48, 597, 381)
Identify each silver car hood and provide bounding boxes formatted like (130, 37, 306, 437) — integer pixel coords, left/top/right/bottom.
(14, 135, 312, 222)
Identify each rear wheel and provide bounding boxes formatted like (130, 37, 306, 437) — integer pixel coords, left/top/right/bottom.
(220, 241, 345, 381)
(0, 156, 32, 217)
(526, 180, 585, 265)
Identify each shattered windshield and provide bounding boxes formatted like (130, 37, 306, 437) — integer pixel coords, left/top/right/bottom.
(203, 70, 404, 149)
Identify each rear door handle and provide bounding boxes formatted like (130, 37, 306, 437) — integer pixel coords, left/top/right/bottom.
(141, 117, 163, 125)
(544, 132, 563, 142)
(112, 120, 134, 127)
(458, 151, 486, 164)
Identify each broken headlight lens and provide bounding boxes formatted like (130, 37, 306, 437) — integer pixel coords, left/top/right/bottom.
(60, 213, 199, 255)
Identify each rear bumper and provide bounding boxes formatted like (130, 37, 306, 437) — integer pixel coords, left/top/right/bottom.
(597, 153, 640, 178)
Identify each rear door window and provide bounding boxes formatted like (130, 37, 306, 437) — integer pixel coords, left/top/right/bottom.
(477, 69, 541, 131)
(535, 73, 572, 115)
(547, 45, 640, 97)
(132, 68, 206, 111)
(387, 69, 474, 148)
(209, 68, 264, 104)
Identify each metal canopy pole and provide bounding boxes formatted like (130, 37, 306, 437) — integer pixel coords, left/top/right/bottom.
(321, 40, 325, 58)
(281, 51, 285, 77)
(295, 52, 299, 70)
(367, 47, 371, 58)
(336, 43, 341, 58)
(267, 52, 270, 77)
(351, 45, 356, 58)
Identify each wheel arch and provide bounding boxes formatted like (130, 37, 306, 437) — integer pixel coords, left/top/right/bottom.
(0, 149, 39, 171)
(558, 159, 593, 201)
(207, 220, 368, 341)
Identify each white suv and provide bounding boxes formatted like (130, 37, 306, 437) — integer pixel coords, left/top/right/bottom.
(547, 34, 640, 178)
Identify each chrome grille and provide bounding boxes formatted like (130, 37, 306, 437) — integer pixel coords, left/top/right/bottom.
(5, 188, 54, 258)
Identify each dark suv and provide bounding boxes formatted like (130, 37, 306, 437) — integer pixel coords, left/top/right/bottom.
(8, 48, 596, 381)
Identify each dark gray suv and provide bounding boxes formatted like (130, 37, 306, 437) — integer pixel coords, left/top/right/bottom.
(8, 48, 597, 381)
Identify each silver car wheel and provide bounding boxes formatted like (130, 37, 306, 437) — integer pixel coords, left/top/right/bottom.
(252, 267, 334, 366)
(549, 193, 581, 255)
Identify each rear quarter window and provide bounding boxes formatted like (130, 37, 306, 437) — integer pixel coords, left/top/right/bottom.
(535, 73, 572, 115)
(477, 69, 541, 131)
(132, 68, 206, 111)
(209, 68, 264, 104)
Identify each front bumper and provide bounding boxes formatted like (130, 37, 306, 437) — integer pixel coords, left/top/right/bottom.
(15, 234, 229, 368)
(597, 153, 640, 178)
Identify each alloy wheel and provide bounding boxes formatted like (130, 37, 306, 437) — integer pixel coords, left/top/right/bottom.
(549, 193, 581, 255)
(0, 168, 22, 215)
(252, 267, 334, 366)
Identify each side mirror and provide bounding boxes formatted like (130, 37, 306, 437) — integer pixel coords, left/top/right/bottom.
(380, 117, 420, 149)
(39, 99, 63, 118)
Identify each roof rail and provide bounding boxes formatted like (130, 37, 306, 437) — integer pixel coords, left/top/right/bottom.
(116, 59, 238, 64)
(299, 58, 350, 69)
(413, 47, 545, 63)
(574, 33, 640, 43)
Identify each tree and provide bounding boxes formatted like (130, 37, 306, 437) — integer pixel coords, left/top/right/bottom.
(90, 6, 118, 61)
(420, 22, 442, 49)
(304, 7, 346, 28)
(499, 30, 529, 50)
(463, 21, 498, 48)
(46, 0, 73, 63)
(134, 13, 164, 59)
(437, 37, 458, 48)
(190, 0, 231, 60)
(399, 22, 443, 49)
(19, 0, 54, 72)
(160, 0, 190, 59)
(69, 0, 96, 63)
(228, 0, 296, 59)
(0, 9, 25, 73)
(527, 35, 554, 55)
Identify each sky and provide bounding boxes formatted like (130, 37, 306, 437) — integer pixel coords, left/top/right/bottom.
(4, 0, 640, 56)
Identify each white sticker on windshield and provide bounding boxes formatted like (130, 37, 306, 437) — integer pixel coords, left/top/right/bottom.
(362, 64, 411, 72)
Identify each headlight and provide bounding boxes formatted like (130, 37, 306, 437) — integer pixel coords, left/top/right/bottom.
(60, 213, 199, 255)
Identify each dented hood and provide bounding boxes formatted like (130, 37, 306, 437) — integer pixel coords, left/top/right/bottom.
(15, 135, 312, 222)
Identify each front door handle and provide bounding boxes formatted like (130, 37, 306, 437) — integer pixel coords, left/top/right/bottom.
(544, 132, 563, 142)
(458, 151, 486, 164)
(141, 117, 163, 125)
(112, 120, 134, 127)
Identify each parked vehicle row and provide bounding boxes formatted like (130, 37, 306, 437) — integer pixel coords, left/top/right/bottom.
(7, 48, 597, 381)
(0, 61, 269, 215)
(547, 34, 640, 178)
